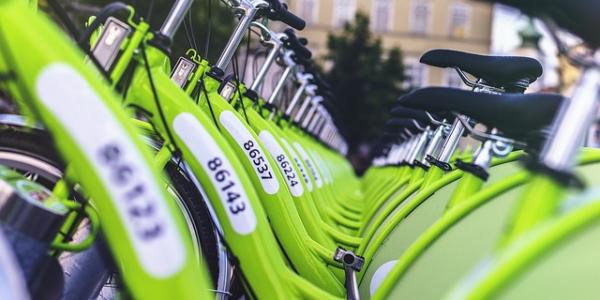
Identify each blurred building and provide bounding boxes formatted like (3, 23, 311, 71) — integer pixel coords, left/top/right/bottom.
(284, 0, 493, 87)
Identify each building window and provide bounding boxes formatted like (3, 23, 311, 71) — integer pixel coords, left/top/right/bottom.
(372, 0, 394, 32)
(448, 4, 471, 38)
(405, 59, 428, 88)
(410, 0, 431, 35)
(297, 0, 319, 25)
(445, 69, 465, 88)
(333, 0, 356, 27)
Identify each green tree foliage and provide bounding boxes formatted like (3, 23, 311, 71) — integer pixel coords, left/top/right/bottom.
(46, 0, 235, 63)
(324, 13, 408, 158)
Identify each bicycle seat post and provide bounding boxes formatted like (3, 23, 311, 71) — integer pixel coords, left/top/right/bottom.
(399, 141, 413, 165)
(412, 126, 432, 166)
(436, 116, 467, 165)
(538, 67, 600, 173)
(421, 123, 447, 166)
(388, 143, 404, 165)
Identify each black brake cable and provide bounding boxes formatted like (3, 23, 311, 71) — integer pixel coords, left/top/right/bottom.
(231, 50, 251, 125)
(204, 0, 213, 59)
(175, 9, 199, 170)
(119, 62, 136, 100)
(188, 10, 199, 51)
(46, 0, 79, 40)
(183, 13, 195, 50)
(252, 49, 264, 81)
(257, 50, 269, 96)
(196, 0, 221, 130)
(140, 43, 180, 153)
(46, 0, 112, 82)
(145, 0, 156, 23)
(199, 74, 221, 130)
(241, 29, 252, 82)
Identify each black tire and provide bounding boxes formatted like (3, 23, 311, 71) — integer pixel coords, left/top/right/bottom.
(164, 157, 220, 283)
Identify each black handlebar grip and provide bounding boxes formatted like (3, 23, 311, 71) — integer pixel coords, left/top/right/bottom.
(293, 55, 313, 69)
(312, 73, 331, 91)
(284, 29, 312, 59)
(266, 1, 306, 30)
(279, 8, 306, 30)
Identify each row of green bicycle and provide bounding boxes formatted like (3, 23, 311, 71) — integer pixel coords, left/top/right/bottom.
(0, 0, 599, 299)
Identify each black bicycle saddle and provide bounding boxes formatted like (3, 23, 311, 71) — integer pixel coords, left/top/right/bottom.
(398, 87, 564, 140)
(420, 49, 543, 91)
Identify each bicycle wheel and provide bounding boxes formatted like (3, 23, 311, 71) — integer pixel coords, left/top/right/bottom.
(0, 121, 230, 298)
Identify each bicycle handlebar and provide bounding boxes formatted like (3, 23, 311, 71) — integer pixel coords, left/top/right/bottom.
(283, 29, 312, 60)
(266, 1, 306, 30)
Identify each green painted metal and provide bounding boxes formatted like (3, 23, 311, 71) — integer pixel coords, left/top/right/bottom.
(449, 188, 600, 300)
(117, 37, 341, 298)
(371, 150, 600, 300)
(0, 1, 212, 298)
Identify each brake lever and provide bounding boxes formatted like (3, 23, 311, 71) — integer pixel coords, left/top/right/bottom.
(249, 21, 272, 41)
(219, 0, 241, 8)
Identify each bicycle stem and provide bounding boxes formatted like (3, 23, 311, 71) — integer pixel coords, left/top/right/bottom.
(267, 65, 294, 104)
(290, 95, 309, 122)
(159, 0, 194, 39)
(284, 75, 312, 116)
(249, 33, 284, 91)
(301, 98, 321, 128)
(307, 109, 323, 132)
(214, 0, 268, 72)
(311, 111, 327, 134)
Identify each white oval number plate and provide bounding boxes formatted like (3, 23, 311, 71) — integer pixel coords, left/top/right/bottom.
(36, 63, 184, 278)
(173, 113, 256, 235)
(281, 138, 312, 192)
(293, 142, 323, 188)
(259, 131, 304, 197)
(220, 111, 279, 195)
(310, 150, 333, 185)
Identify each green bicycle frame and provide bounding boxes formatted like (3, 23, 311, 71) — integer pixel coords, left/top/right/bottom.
(370, 149, 600, 299)
(101, 13, 342, 299)
(0, 1, 211, 298)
